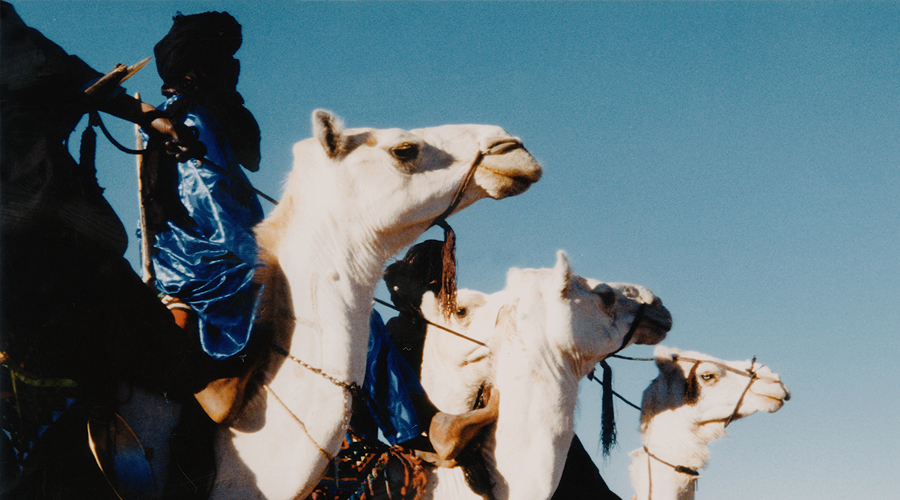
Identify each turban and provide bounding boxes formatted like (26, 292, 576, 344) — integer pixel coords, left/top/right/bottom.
(154, 11, 242, 88)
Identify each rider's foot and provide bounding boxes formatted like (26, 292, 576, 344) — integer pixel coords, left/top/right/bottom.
(428, 386, 499, 461)
(193, 374, 249, 424)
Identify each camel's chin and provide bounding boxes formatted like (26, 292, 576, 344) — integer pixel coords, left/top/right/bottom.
(633, 326, 668, 346)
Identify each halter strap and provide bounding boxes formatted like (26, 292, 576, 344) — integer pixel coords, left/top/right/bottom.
(675, 355, 760, 427)
(430, 150, 484, 228)
(427, 150, 484, 318)
(644, 446, 699, 500)
(643, 446, 700, 476)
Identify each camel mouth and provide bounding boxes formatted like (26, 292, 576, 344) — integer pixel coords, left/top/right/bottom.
(475, 140, 543, 199)
(634, 306, 673, 345)
(752, 387, 791, 404)
(463, 347, 490, 366)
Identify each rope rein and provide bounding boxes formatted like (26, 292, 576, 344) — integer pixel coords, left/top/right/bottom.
(643, 446, 700, 476)
(373, 298, 488, 348)
(89, 111, 280, 204)
(261, 384, 335, 462)
(595, 354, 760, 419)
(265, 344, 365, 463)
(270, 345, 364, 399)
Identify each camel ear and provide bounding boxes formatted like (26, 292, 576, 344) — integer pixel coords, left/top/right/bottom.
(653, 346, 680, 375)
(552, 250, 572, 299)
(312, 109, 346, 158)
(683, 362, 701, 405)
(419, 291, 439, 319)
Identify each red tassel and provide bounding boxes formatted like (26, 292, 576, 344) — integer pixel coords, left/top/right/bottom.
(435, 220, 458, 318)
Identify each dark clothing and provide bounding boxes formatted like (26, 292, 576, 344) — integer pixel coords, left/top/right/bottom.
(0, 4, 210, 481)
(551, 436, 622, 500)
(0, 0, 202, 398)
(0, 5, 218, 496)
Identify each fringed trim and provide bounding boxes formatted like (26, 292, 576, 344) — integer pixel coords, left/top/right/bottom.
(434, 219, 458, 319)
(599, 360, 616, 456)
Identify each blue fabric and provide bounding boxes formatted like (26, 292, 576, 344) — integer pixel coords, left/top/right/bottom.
(149, 95, 264, 359)
(364, 311, 425, 445)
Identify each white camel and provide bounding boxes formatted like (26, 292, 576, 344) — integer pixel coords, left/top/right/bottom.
(628, 346, 790, 500)
(116, 110, 542, 499)
(417, 251, 673, 500)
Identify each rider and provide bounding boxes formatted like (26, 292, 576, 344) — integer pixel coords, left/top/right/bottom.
(378, 239, 500, 462)
(0, 1, 210, 493)
(143, 11, 265, 424)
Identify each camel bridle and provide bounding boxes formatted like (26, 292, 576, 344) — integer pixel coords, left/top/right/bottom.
(642, 355, 760, 499)
(675, 355, 760, 428)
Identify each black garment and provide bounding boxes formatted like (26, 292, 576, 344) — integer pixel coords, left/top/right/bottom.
(0, 0, 204, 400)
(550, 436, 622, 500)
(154, 10, 261, 172)
(0, 3, 218, 495)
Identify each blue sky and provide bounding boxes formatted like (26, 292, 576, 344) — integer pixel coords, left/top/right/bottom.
(11, 1, 899, 498)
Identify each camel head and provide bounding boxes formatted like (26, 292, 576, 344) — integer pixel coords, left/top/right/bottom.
(642, 346, 791, 435)
(418, 288, 495, 413)
(630, 347, 791, 500)
(417, 251, 674, 411)
(261, 110, 542, 261)
(417, 252, 672, 500)
(501, 251, 672, 378)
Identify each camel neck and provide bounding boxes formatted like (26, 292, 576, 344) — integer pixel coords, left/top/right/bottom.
(632, 413, 709, 500)
(491, 343, 580, 500)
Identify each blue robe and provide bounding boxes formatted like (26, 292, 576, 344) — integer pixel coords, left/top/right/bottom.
(149, 95, 264, 359)
(364, 311, 425, 445)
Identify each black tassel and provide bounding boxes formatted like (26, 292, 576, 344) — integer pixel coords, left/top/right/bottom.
(80, 114, 98, 183)
(600, 360, 616, 457)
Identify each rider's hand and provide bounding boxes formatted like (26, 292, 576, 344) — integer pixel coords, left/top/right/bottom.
(143, 114, 206, 162)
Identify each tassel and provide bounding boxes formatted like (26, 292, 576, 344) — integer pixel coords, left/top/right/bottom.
(600, 360, 616, 457)
(80, 113, 98, 182)
(434, 219, 458, 319)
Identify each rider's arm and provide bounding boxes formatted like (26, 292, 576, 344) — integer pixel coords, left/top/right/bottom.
(99, 93, 196, 160)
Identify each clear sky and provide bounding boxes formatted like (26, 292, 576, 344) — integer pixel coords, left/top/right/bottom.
(10, 1, 899, 498)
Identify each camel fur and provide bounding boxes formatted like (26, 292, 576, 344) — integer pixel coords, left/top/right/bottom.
(417, 251, 673, 500)
(628, 346, 791, 500)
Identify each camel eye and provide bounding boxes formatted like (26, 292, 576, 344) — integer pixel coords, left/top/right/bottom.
(455, 307, 468, 318)
(700, 373, 716, 382)
(391, 143, 419, 162)
(597, 290, 616, 309)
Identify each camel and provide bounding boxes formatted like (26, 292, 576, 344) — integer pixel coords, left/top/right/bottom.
(113, 110, 542, 500)
(628, 346, 790, 500)
(416, 251, 673, 500)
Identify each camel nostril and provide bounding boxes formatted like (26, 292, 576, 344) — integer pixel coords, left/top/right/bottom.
(483, 138, 524, 156)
